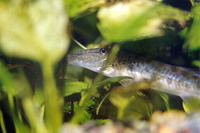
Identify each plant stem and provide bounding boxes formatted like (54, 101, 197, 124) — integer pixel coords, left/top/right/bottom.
(0, 109, 7, 133)
(42, 60, 63, 133)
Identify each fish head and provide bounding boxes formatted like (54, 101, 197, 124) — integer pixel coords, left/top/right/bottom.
(67, 48, 109, 72)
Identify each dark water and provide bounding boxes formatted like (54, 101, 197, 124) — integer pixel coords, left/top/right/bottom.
(163, 0, 192, 10)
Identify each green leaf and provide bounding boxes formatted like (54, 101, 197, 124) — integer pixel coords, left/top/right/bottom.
(193, 60, 200, 68)
(97, 0, 188, 42)
(156, 91, 170, 110)
(0, 1, 70, 132)
(182, 96, 200, 114)
(0, 63, 13, 88)
(109, 86, 153, 120)
(64, 0, 107, 18)
(73, 102, 92, 124)
(0, 0, 70, 64)
(0, 63, 18, 95)
(64, 80, 88, 96)
(184, 3, 200, 51)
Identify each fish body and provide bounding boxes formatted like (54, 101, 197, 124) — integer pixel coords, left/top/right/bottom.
(68, 48, 200, 98)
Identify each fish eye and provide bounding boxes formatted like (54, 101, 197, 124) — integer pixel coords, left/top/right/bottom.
(99, 48, 107, 55)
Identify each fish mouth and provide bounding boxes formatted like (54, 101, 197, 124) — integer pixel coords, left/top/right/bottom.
(67, 51, 83, 60)
(67, 54, 76, 65)
(67, 53, 86, 66)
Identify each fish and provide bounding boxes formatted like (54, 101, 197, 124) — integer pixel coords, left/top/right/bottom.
(67, 48, 200, 100)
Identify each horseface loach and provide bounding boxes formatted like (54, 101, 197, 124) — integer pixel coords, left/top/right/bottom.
(67, 48, 200, 98)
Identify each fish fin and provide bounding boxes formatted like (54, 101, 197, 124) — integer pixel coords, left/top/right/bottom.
(119, 78, 151, 90)
(119, 78, 134, 86)
(181, 95, 200, 114)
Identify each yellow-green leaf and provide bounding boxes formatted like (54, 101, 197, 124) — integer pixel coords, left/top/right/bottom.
(0, 0, 69, 64)
(97, 0, 188, 42)
(64, 81, 88, 96)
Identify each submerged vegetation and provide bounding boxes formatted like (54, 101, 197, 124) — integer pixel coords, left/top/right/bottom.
(0, 0, 200, 132)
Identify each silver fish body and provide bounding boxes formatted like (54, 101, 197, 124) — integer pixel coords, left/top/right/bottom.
(68, 48, 200, 98)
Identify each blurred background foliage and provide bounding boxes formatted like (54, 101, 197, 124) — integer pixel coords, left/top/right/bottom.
(0, 0, 200, 132)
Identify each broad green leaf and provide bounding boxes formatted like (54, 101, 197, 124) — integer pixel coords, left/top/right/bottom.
(0, 0, 69, 64)
(70, 75, 125, 123)
(64, 0, 107, 18)
(0, 63, 18, 95)
(109, 86, 153, 120)
(156, 91, 170, 110)
(0, 63, 13, 89)
(64, 81, 88, 96)
(0, 1, 70, 132)
(193, 60, 200, 68)
(182, 96, 200, 113)
(184, 4, 200, 51)
(22, 98, 48, 133)
(97, 0, 188, 42)
(73, 102, 92, 124)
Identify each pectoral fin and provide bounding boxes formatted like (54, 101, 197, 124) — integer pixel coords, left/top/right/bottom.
(119, 78, 151, 90)
(119, 78, 134, 86)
